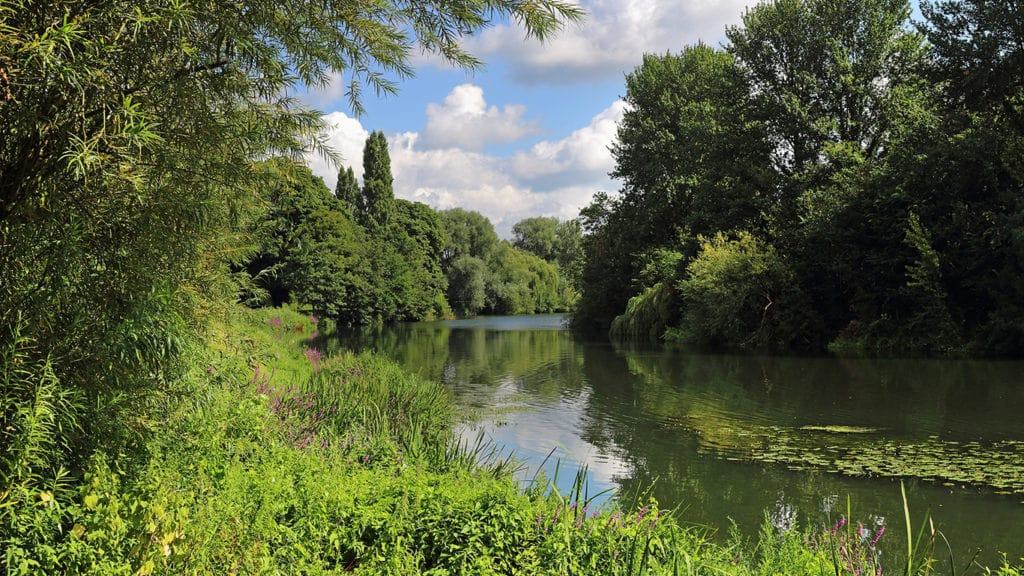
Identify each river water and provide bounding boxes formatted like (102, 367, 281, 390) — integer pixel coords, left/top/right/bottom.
(327, 314, 1024, 564)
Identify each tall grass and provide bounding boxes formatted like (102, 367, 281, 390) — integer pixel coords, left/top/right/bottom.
(2, 305, 1021, 575)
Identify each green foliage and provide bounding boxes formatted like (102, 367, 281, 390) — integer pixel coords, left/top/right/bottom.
(513, 216, 560, 261)
(576, 0, 1024, 355)
(447, 256, 488, 317)
(513, 216, 585, 290)
(922, 0, 1024, 119)
(901, 213, 962, 351)
(609, 283, 679, 342)
(440, 208, 500, 266)
(484, 243, 574, 315)
(675, 233, 819, 349)
(289, 207, 378, 323)
(359, 131, 395, 230)
(335, 166, 361, 213)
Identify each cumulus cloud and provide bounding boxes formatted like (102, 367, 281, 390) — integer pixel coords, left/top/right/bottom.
(468, 0, 750, 83)
(511, 100, 625, 188)
(420, 84, 539, 150)
(307, 111, 370, 191)
(308, 85, 622, 236)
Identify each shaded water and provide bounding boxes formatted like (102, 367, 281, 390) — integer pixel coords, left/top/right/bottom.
(326, 314, 1024, 564)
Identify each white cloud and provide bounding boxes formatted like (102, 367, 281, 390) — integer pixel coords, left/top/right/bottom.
(308, 111, 369, 191)
(469, 0, 750, 83)
(308, 86, 622, 236)
(420, 84, 539, 150)
(511, 100, 625, 188)
(301, 71, 347, 110)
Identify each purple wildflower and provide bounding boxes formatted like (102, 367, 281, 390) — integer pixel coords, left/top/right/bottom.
(637, 505, 649, 523)
(304, 347, 323, 372)
(870, 525, 886, 548)
(268, 317, 283, 328)
(309, 314, 319, 325)
(832, 516, 847, 535)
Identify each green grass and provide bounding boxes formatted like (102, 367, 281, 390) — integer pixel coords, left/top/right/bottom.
(2, 305, 1021, 575)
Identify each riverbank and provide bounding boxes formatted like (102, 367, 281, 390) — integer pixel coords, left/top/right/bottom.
(4, 305, 1021, 574)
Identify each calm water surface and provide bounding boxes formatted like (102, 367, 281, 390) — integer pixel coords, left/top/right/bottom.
(328, 314, 1024, 564)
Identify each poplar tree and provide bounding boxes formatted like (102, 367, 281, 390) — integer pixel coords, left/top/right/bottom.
(360, 131, 394, 229)
(335, 166, 360, 212)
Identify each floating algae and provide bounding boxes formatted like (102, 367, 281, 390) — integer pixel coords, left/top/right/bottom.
(799, 425, 880, 434)
(686, 414, 1024, 495)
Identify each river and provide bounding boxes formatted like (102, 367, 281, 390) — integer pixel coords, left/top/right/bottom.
(325, 313, 1024, 565)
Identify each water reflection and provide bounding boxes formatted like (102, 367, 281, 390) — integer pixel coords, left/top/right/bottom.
(327, 314, 1024, 563)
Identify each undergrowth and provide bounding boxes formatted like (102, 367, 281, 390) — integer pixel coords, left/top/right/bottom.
(2, 306, 1021, 575)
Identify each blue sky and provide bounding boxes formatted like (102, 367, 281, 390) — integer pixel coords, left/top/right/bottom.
(302, 0, 922, 237)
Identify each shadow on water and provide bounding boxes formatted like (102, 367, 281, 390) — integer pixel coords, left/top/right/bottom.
(326, 314, 1024, 565)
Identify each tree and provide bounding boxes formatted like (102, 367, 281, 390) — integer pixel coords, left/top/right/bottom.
(726, 0, 929, 182)
(389, 199, 449, 320)
(440, 208, 499, 266)
(484, 242, 571, 315)
(513, 217, 560, 261)
(245, 160, 337, 306)
(335, 166, 360, 212)
(290, 208, 377, 324)
(447, 256, 487, 317)
(360, 131, 394, 229)
(575, 45, 773, 330)
(554, 219, 584, 287)
(922, 0, 1024, 120)
(612, 45, 773, 243)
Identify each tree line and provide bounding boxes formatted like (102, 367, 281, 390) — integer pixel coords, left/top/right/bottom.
(239, 133, 580, 325)
(574, 0, 1024, 355)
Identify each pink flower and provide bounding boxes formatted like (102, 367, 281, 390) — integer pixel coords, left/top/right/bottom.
(870, 525, 886, 548)
(304, 348, 323, 371)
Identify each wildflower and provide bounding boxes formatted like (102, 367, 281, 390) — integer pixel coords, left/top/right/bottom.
(309, 314, 319, 325)
(832, 516, 847, 535)
(362, 454, 371, 464)
(637, 505, 649, 523)
(870, 525, 886, 548)
(268, 317, 283, 328)
(304, 348, 323, 372)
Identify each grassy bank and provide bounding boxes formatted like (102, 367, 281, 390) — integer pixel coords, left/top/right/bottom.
(3, 306, 1021, 575)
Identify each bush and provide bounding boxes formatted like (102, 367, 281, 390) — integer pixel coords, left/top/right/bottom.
(676, 232, 820, 349)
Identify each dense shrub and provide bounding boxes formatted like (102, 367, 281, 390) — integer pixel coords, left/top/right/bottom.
(675, 232, 820, 349)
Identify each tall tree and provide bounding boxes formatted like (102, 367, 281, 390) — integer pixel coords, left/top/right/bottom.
(360, 131, 394, 229)
(335, 166, 360, 212)
(922, 0, 1024, 120)
(726, 0, 929, 192)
